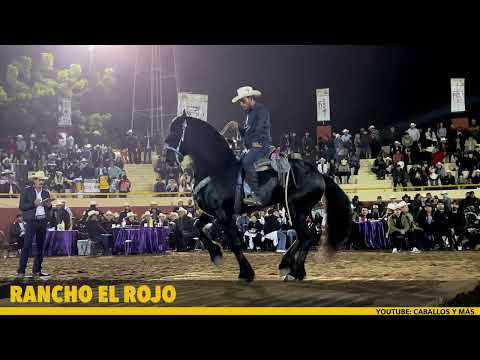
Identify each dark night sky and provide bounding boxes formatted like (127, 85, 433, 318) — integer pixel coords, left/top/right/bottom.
(1, 45, 479, 141)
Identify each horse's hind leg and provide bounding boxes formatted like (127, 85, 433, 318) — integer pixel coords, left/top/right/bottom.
(221, 219, 255, 282)
(278, 210, 312, 281)
(194, 214, 223, 266)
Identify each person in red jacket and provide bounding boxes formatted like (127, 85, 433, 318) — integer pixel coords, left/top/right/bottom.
(431, 147, 445, 165)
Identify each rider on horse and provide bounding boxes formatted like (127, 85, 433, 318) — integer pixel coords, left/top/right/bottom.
(232, 86, 272, 207)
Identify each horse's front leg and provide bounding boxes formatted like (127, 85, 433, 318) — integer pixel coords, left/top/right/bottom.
(194, 214, 223, 266)
(221, 219, 255, 282)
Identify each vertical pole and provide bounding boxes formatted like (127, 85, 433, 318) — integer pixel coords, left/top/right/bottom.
(130, 45, 139, 131)
(150, 45, 155, 138)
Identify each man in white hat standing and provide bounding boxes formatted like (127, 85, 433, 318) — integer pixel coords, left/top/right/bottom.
(407, 123, 420, 143)
(232, 86, 272, 206)
(17, 171, 52, 278)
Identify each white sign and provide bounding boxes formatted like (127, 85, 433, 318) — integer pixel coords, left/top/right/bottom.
(83, 179, 100, 193)
(451, 78, 465, 113)
(177, 92, 208, 121)
(58, 98, 72, 126)
(316, 88, 330, 122)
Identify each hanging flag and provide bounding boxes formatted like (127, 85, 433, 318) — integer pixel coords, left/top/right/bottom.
(316, 88, 330, 122)
(58, 98, 72, 126)
(451, 78, 465, 113)
(177, 92, 208, 121)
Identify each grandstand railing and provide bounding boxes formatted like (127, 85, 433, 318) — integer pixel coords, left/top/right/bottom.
(342, 183, 480, 193)
(0, 191, 193, 198)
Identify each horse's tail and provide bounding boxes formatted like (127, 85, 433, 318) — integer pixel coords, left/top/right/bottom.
(322, 175, 352, 251)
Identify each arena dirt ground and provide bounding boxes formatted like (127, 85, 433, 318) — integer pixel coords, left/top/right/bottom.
(1, 250, 480, 281)
(1, 250, 479, 306)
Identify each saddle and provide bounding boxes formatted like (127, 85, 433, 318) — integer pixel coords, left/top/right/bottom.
(253, 146, 300, 174)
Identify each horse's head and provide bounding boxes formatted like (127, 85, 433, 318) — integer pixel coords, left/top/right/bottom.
(164, 115, 189, 167)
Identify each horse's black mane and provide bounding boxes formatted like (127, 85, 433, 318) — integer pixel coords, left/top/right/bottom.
(175, 116, 238, 176)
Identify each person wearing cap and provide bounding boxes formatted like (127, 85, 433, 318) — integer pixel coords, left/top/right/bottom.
(471, 169, 480, 186)
(148, 201, 160, 221)
(140, 211, 155, 227)
(85, 210, 110, 255)
(301, 131, 315, 163)
(0, 170, 20, 197)
(359, 129, 371, 159)
(176, 207, 197, 250)
(101, 211, 116, 233)
(368, 125, 381, 158)
(387, 203, 410, 254)
(397, 200, 421, 253)
(406, 123, 420, 143)
(17, 171, 52, 278)
(125, 212, 140, 226)
(336, 158, 351, 184)
(81, 201, 103, 224)
(443, 170, 456, 187)
(50, 200, 71, 230)
(119, 203, 131, 222)
(231, 86, 272, 206)
(15, 134, 27, 163)
(316, 157, 330, 175)
(9, 214, 26, 253)
(392, 161, 408, 190)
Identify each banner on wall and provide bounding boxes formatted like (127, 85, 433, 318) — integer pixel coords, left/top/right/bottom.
(58, 98, 72, 126)
(83, 179, 100, 193)
(316, 88, 330, 122)
(177, 92, 208, 121)
(451, 78, 465, 113)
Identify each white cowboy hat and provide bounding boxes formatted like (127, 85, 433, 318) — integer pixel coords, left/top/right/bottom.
(87, 210, 99, 218)
(105, 210, 113, 216)
(397, 161, 405, 168)
(387, 203, 397, 210)
(187, 213, 193, 219)
(178, 207, 188, 214)
(429, 173, 439, 180)
(232, 86, 262, 103)
(410, 123, 416, 127)
(436, 162, 443, 166)
(127, 212, 135, 218)
(31, 171, 47, 180)
(368, 125, 375, 130)
(142, 211, 151, 217)
(398, 201, 409, 208)
(342, 129, 349, 133)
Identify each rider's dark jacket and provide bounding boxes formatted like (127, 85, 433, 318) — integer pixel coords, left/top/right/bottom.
(239, 102, 272, 149)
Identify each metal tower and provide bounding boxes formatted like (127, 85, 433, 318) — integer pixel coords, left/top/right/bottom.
(130, 45, 178, 145)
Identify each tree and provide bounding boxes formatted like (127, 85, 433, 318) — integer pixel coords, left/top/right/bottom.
(0, 52, 116, 137)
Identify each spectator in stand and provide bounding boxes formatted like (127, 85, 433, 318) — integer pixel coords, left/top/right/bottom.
(125, 130, 137, 164)
(383, 126, 399, 147)
(464, 135, 477, 153)
(279, 132, 290, 153)
(336, 158, 351, 184)
(392, 149, 404, 164)
(437, 122, 447, 140)
(179, 174, 192, 193)
(118, 175, 131, 195)
(154, 178, 167, 192)
(358, 208, 369, 223)
(458, 152, 476, 179)
(349, 151, 360, 176)
(368, 125, 381, 158)
(392, 161, 408, 189)
(119, 203, 131, 222)
(50, 201, 71, 230)
(431, 146, 446, 166)
(290, 132, 301, 153)
(316, 157, 330, 175)
(424, 127, 437, 147)
(166, 179, 178, 192)
(85, 210, 110, 255)
(402, 131, 414, 149)
(443, 170, 456, 186)
(359, 128, 371, 159)
(407, 123, 421, 143)
(263, 208, 286, 251)
(125, 212, 140, 226)
(301, 131, 315, 163)
(351, 195, 362, 221)
(244, 215, 263, 251)
(15, 135, 27, 162)
(371, 154, 386, 180)
(471, 169, 480, 185)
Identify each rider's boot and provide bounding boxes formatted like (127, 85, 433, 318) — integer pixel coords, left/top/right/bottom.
(243, 167, 264, 207)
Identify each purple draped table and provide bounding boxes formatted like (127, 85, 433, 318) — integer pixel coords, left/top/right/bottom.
(43, 230, 78, 256)
(352, 220, 389, 249)
(112, 226, 169, 255)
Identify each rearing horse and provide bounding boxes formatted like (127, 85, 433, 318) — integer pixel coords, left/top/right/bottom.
(165, 115, 352, 281)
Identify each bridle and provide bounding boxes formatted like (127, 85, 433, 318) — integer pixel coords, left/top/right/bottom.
(164, 119, 188, 166)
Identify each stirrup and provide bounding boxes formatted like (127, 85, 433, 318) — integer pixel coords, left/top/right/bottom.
(243, 195, 263, 207)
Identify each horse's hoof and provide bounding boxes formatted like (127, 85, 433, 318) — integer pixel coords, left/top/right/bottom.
(212, 255, 223, 267)
(283, 274, 296, 282)
(238, 275, 254, 283)
(279, 267, 290, 278)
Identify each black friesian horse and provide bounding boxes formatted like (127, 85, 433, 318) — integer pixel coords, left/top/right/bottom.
(165, 115, 352, 281)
